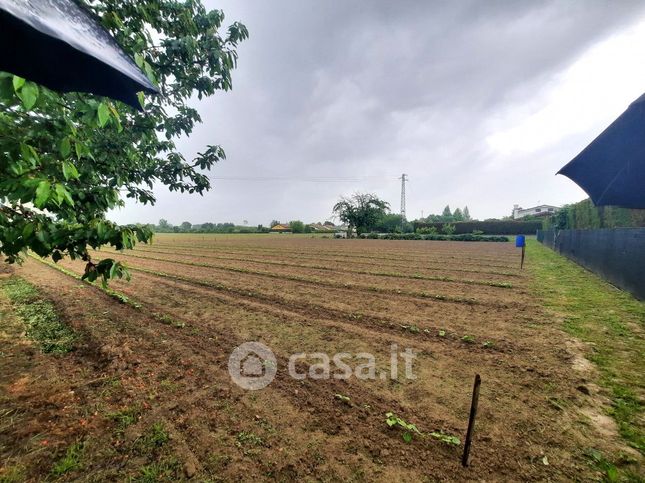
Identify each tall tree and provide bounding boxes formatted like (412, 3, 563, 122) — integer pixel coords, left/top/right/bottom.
(289, 220, 305, 233)
(453, 207, 464, 221)
(333, 193, 389, 236)
(441, 205, 452, 220)
(158, 219, 170, 231)
(463, 206, 471, 221)
(0, 1, 248, 284)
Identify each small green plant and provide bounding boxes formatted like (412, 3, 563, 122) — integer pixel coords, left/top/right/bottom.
(584, 449, 619, 482)
(134, 457, 181, 483)
(51, 442, 84, 477)
(461, 335, 475, 344)
(482, 341, 494, 348)
(154, 313, 185, 328)
(385, 412, 421, 443)
(236, 431, 264, 448)
(400, 324, 420, 334)
(438, 330, 446, 337)
(107, 406, 140, 433)
(429, 431, 460, 446)
(139, 422, 169, 449)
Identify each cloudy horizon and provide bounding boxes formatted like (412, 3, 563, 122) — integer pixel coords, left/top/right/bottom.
(109, 0, 645, 227)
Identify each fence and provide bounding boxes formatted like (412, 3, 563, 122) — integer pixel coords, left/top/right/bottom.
(537, 228, 645, 300)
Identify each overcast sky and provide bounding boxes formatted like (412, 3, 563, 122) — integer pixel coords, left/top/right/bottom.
(110, 0, 645, 226)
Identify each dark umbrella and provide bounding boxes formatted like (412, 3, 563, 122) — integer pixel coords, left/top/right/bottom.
(0, 0, 158, 109)
(558, 94, 645, 209)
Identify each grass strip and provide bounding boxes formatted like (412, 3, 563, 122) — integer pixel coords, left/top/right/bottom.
(2, 276, 75, 354)
(527, 240, 644, 460)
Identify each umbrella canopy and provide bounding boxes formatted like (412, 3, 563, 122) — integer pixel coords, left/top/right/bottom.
(0, 0, 158, 109)
(558, 94, 645, 209)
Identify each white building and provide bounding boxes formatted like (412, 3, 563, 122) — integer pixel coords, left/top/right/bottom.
(513, 204, 559, 219)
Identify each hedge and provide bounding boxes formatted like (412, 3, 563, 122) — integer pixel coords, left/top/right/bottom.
(412, 220, 541, 235)
(360, 233, 509, 242)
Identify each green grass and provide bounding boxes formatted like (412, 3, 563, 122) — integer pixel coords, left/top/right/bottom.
(50, 442, 84, 477)
(107, 406, 141, 434)
(527, 240, 644, 459)
(2, 276, 75, 354)
(130, 457, 180, 482)
(137, 422, 170, 450)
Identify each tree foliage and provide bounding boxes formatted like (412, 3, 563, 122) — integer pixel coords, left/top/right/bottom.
(543, 199, 645, 230)
(333, 193, 389, 236)
(289, 220, 305, 233)
(0, 1, 248, 284)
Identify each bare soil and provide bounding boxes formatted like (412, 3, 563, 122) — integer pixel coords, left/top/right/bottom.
(0, 235, 633, 481)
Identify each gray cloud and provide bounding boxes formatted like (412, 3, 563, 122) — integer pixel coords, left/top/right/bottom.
(111, 0, 645, 226)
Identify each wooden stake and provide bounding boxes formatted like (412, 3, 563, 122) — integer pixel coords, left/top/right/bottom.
(520, 245, 525, 269)
(461, 374, 481, 467)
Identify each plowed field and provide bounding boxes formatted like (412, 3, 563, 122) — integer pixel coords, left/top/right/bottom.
(1, 234, 636, 481)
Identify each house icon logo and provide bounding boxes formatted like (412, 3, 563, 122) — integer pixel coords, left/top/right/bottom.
(228, 342, 277, 390)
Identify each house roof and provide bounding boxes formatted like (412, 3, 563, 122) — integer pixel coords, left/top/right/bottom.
(270, 224, 291, 231)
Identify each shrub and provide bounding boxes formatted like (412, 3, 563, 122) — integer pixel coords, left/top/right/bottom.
(441, 223, 456, 235)
(416, 226, 438, 235)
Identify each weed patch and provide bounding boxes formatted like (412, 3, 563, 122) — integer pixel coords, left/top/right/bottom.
(2, 276, 75, 353)
(51, 441, 84, 477)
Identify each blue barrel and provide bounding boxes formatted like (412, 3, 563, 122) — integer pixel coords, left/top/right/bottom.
(515, 235, 526, 247)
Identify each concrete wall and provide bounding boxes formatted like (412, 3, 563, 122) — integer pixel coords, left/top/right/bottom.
(537, 228, 645, 300)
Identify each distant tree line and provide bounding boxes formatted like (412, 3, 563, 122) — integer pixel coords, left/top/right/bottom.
(421, 205, 472, 223)
(153, 219, 269, 233)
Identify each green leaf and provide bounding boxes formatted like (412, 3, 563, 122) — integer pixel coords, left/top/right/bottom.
(62, 161, 79, 181)
(402, 432, 413, 443)
(137, 91, 145, 109)
(35, 181, 51, 207)
(59, 137, 71, 158)
(143, 61, 157, 86)
(20, 143, 39, 165)
(55, 184, 74, 206)
(97, 102, 110, 127)
(109, 261, 118, 279)
(97, 221, 107, 240)
(134, 53, 144, 69)
(22, 223, 35, 239)
(18, 82, 38, 110)
(12, 76, 25, 91)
